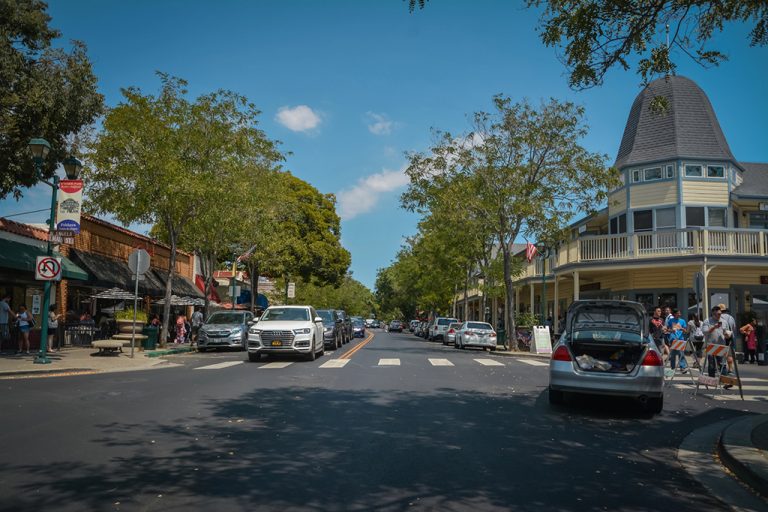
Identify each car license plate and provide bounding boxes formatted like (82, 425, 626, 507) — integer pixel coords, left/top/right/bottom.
(271, 340, 282, 347)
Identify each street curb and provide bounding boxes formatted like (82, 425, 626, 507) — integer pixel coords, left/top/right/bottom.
(0, 368, 94, 377)
(145, 346, 194, 358)
(718, 414, 768, 500)
(678, 418, 768, 511)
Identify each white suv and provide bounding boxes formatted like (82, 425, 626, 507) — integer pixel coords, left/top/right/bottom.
(429, 317, 459, 342)
(247, 305, 325, 362)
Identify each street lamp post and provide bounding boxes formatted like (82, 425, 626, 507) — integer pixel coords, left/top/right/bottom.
(537, 245, 552, 327)
(28, 138, 82, 364)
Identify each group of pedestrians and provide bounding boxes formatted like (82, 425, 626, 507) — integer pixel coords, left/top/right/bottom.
(170, 307, 204, 344)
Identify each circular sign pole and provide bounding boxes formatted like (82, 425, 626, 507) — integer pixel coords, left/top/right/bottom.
(34, 176, 59, 365)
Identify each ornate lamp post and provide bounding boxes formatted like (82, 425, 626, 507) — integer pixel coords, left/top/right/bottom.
(28, 138, 82, 364)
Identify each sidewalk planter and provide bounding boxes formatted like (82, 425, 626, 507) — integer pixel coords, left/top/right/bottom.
(116, 319, 143, 335)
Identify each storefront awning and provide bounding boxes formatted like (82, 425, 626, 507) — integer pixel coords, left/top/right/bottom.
(153, 270, 205, 299)
(0, 238, 88, 280)
(68, 249, 165, 296)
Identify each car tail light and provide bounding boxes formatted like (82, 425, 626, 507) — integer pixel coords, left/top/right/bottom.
(641, 350, 663, 366)
(447, 329, 454, 334)
(552, 345, 571, 361)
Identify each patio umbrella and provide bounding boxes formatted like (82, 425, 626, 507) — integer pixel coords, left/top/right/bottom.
(92, 287, 139, 300)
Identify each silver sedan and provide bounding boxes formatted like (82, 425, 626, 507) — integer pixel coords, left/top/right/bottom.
(443, 322, 462, 345)
(548, 300, 665, 414)
(455, 322, 497, 350)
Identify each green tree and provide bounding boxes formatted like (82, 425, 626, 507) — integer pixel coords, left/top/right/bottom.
(1, 0, 103, 198)
(87, 74, 279, 344)
(291, 273, 375, 317)
(403, 96, 616, 349)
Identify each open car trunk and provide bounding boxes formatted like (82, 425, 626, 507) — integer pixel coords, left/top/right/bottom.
(567, 300, 649, 373)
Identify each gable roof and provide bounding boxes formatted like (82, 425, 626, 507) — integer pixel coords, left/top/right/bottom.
(733, 162, 768, 198)
(0, 217, 49, 242)
(614, 76, 736, 169)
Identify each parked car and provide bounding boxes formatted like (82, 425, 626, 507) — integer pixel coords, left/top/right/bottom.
(389, 320, 403, 332)
(197, 311, 254, 352)
(455, 321, 496, 350)
(317, 309, 343, 349)
(365, 318, 375, 328)
(418, 321, 429, 338)
(548, 300, 664, 414)
(409, 320, 419, 332)
(352, 318, 366, 338)
(428, 317, 459, 342)
(372, 320, 381, 329)
(246, 305, 325, 362)
(335, 310, 353, 343)
(444, 322, 463, 346)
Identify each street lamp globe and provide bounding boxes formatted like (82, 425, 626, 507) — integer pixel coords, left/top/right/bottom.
(28, 138, 51, 161)
(63, 157, 83, 180)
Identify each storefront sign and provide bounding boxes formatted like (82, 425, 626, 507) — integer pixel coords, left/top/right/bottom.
(48, 231, 75, 244)
(31, 294, 41, 315)
(56, 180, 84, 234)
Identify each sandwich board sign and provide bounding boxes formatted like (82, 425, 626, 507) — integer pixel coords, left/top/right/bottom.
(531, 325, 553, 354)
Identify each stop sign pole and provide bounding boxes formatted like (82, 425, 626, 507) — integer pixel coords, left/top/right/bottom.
(128, 249, 150, 358)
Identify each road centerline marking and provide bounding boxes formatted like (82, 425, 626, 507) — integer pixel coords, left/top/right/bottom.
(340, 332, 375, 360)
(194, 361, 244, 370)
(429, 358, 454, 366)
(475, 358, 505, 366)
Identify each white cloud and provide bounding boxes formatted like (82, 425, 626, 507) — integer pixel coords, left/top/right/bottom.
(336, 167, 409, 221)
(366, 112, 394, 135)
(275, 105, 321, 132)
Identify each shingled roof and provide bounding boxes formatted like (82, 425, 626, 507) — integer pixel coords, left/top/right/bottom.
(733, 162, 768, 198)
(614, 76, 736, 169)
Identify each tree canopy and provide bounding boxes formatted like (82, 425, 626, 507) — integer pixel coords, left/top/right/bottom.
(1, 0, 103, 198)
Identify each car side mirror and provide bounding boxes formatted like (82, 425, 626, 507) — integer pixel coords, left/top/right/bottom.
(247, 320, 255, 326)
(314, 316, 323, 323)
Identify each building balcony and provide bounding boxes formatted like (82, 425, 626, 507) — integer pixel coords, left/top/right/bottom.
(523, 228, 768, 277)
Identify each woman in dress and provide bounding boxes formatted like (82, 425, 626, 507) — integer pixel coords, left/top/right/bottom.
(175, 313, 187, 344)
(740, 318, 759, 364)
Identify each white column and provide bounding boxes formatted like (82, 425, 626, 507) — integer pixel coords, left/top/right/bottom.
(573, 271, 580, 301)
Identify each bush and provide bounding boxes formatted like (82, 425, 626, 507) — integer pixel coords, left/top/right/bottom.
(515, 312, 540, 328)
(115, 306, 148, 322)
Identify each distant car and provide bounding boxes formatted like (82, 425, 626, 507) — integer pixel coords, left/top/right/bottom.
(389, 320, 403, 333)
(372, 320, 381, 329)
(409, 320, 419, 332)
(365, 318, 375, 328)
(455, 321, 496, 350)
(428, 317, 459, 342)
(335, 310, 353, 343)
(548, 300, 664, 414)
(417, 321, 429, 338)
(444, 322, 462, 346)
(352, 319, 366, 338)
(197, 311, 254, 352)
(246, 305, 325, 362)
(317, 309, 343, 349)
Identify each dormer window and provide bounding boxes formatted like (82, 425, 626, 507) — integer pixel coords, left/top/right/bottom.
(644, 167, 662, 181)
(685, 165, 703, 177)
(707, 165, 724, 178)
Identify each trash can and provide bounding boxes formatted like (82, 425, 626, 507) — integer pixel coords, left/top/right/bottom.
(142, 326, 158, 351)
(497, 329, 506, 348)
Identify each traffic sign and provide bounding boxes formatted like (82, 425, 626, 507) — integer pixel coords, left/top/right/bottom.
(35, 256, 62, 281)
(287, 282, 296, 299)
(128, 249, 150, 275)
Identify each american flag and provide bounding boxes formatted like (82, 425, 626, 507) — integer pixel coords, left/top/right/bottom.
(236, 244, 257, 263)
(525, 241, 537, 263)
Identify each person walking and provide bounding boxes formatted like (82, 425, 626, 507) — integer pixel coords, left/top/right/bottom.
(47, 305, 61, 353)
(666, 308, 689, 373)
(175, 313, 187, 344)
(650, 307, 669, 358)
(688, 313, 704, 366)
(16, 304, 33, 354)
(191, 307, 204, 343)
(740, 318, 759, 364)
(0, 294, 15, 352)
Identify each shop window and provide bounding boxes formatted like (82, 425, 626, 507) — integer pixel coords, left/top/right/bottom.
(634, 210, 653, 232)
(686, 207, 705, 227)
(685, 165, 703, 177)
(658, 293, 677, 309)
(748, 212, 768, 229)
(636, 293, 654, 312)
(656, 207, 676, 229)
(666, 165, 675, 178)
(644, 167, 662, 181)
(707, 165, 725, 178)
(708, 208, 726, 227)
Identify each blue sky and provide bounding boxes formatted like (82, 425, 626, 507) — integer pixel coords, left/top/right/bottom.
(2, 0, 767, 289)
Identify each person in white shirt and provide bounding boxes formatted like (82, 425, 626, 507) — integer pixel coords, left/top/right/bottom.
(191, 308, 204, 342)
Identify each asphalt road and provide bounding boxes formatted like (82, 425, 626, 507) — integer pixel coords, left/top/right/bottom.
(1, 329, 766, 512)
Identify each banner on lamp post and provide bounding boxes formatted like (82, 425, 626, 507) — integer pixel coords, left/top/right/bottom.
(56, 179, 84, 234)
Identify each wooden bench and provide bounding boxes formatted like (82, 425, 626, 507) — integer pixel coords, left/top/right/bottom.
(92, 339, 124, 355)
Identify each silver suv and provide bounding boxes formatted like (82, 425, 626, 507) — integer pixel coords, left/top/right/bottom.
(428, 317, 459, 342)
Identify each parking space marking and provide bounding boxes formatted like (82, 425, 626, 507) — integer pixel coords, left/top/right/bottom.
(474, 359, 505, 367)
(194, 361, 244, 370)
(428, 358, 454, 367)
(319, 359, 350, 369)
(378, 358, 401, 366)
(259, 362, 294, 369)
(514, 358, 549, 367)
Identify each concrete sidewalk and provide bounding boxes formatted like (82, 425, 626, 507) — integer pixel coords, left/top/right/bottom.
(0, 347, 184, 378)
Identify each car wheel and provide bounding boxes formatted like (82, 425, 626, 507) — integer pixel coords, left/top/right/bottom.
(548, 387, 564, 405)
(306, 346, 316, 361)
(248, 352, 260, 362)
(318, 344, 325, 357)
(645, 396, 663, 414)
(198, 347, 207, 353)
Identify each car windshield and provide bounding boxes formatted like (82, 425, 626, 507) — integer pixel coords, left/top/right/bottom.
(438, 318, 458, 326)
(206, 313, 244, 324)
(448, 323, 461, 329)
(466, 322, 492, 330)
(572, 329, 645, 343)
(316, 310, 335, 323)
(261, 308, 309, 322)
(353, 320, 363, 327)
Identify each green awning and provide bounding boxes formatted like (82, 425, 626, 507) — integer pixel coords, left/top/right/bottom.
(0, 238, 88, 281)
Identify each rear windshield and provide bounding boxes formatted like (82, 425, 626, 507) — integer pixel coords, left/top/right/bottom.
(572, 330, 644, 343)
(438, 318, 458, 326)
(466, 322, 493, 330)
(571, 307, 642, 332)
(448, 323, 462, 329)
(261, 308, 309, 322)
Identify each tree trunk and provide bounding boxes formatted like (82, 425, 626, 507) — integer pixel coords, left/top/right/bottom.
(452, 283, 458, 318)
(161, 233, 178, 347)
(202, 251, 216, 318)
(502, 242, 517, 351)
(462, 265, 469, 321)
